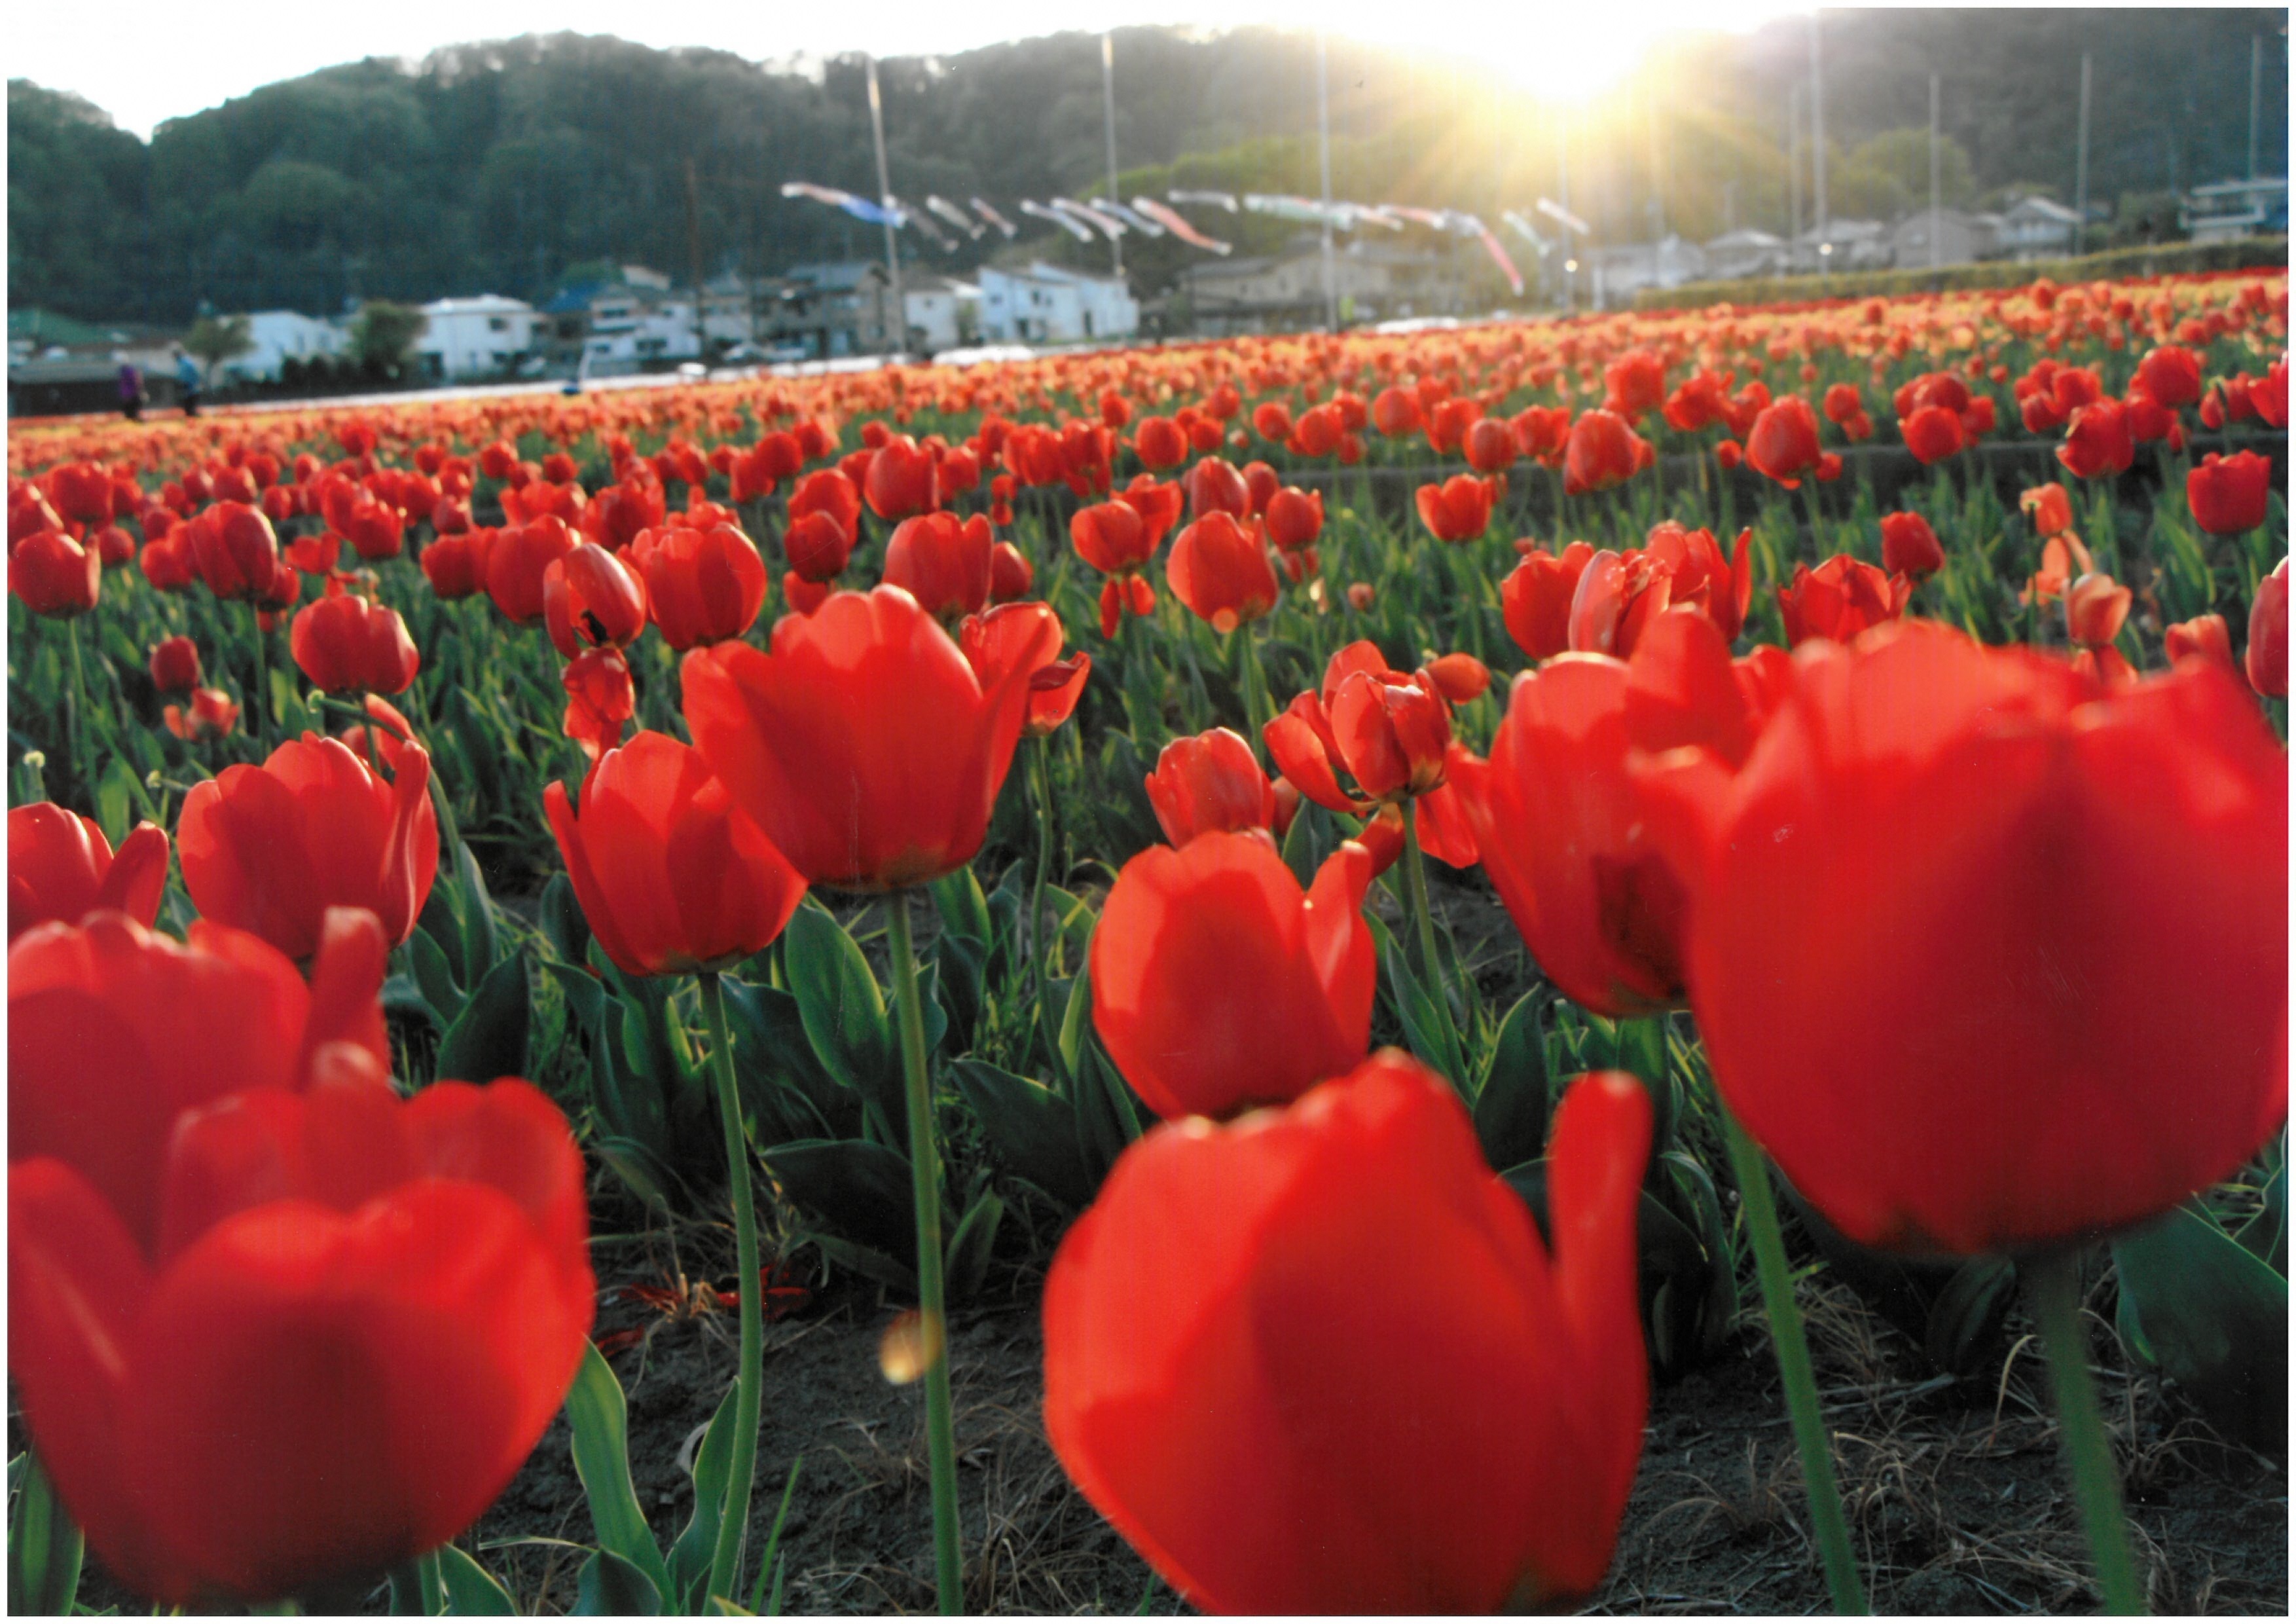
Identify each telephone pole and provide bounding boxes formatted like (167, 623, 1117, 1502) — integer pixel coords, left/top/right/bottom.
(2074, 51, 2092, 256)
(1317, 30, 1337, 331)
(1808, 12, 1828, 244)
(2250, 33, 2264, 181)
(865, 54, 906, 357)
(1101, 31, 1123, 280)
(1929, 74, 1942, 269)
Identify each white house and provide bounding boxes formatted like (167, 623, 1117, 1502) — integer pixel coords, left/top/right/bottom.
(414, 295, 538, 380)
(1992, 196, 2083, 261)
(1702, 229, 1790, 281)
(216, 310, 346, 383)
(580, 287, 702, 371)
(903, 274, 981, 354)
(978, 263, 1138, 344)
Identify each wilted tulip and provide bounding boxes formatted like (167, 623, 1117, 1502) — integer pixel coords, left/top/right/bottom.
(1093, 832, 1373, 1120)
(562, 648, 636, 763)
(1044, 1055, 1651, 1614)
(178, 736, 439, 960)
(960, 601, 1087, 737)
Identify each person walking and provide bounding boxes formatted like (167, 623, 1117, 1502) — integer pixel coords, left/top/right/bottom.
(175, 348, 202, 417)
(117, 361, 145, 422)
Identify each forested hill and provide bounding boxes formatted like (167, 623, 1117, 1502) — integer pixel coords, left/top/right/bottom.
(10, 10, 2286, 325)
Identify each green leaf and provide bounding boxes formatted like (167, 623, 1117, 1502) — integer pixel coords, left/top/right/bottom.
(541, 870, 592, 969)
(1473, 991, 1550, 1173)
(945, 1189, 1006, 1301)
(594, 1135, 678, 1214)
(1057, 958, 1094, 1081)
(564, 1343, 673, 1599)
(451, 840, 501, 981)
(717, 977, 861, 1142)
(762, 1138, 917, 1258)
(8, 1452, 82, 1617)
(1923, 1256, 2017, 1379)
(382, 971, 443, 1029)
(952, 1060, 1095, 1208)
(782, 907, 897, 1133)
(669, 1386, 741, 1612)
(1279, 799, 1336, 895)
(934, 930, 985, 1056)
(94, 757, 137, 848)
(436, 1545, 518, 1615)
(2113, 1204, 2289, 1451)
(575, 1549, 663, 1616)
(1072, 1041, 1141, 1187)
(435, 951, 531, 1083)
(1377, 935, 1457, 1086)
(929, 866, 992, 947)
(410, 927, 464, 1025)
(806, 1232, 919, 1294)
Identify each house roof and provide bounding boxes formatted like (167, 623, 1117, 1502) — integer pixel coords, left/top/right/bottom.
(2003, 196, 2082, 224)
(1705, 229, 1785, 250)
(421, 295, 534, 316)
(784, 261, 888, 290)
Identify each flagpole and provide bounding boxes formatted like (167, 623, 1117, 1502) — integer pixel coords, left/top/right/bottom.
(866, 54, 906, 358)
(1102, 32, 1124, 282)
(1317, 29, 1337, 332)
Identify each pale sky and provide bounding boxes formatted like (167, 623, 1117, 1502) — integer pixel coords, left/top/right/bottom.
(12, 0, 1806, 141)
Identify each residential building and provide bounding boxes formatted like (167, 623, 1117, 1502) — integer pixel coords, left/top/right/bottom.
(1992, 195, 2083, 261)
(1175, 238, 1469, 333)
(979, 263, 1139, 344)
(2181, 177, 2290, 244)
(761, 262, 899, 359)
(1890, 208, 1997, 270)
(1587, 237, 1709, 305)
(1790, 219, 1893, 274)
(1702, 229, 1791, 281)
(903, 273, 982, 354)
(414, 295, 538, 380)
(213, 310, 346, 384)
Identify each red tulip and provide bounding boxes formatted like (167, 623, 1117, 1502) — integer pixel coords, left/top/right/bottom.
(165, 688, 240, 743)
(288, 591, 420, 695)
(1144, 728, 1281, 847)
(1043, 1055, 1650, 1614)
(2134, 344, 2203, 410)
(2020, 481, 2075, 538)
(1899, 404, 1964, 464)
(1134, 416, 1188, 470)
(9, 906, 389, 1255)
(2164, 612, 2234, 673)
(140, 532, 196, 593)
(542, 541, 649, 658)
(11, 1060, 591, 1605)
(1264, 644, 1476, 867)
(562, 648, 636, 764)
(1183, 456, 1250, 521)
(1454, 612, 1775, 1017)
(2064, 571, 2132, 650)
(883, 511, 994, 621)
(1745, 397, 1822, 488)
(1563, 410, 1645, 497)
(10, 529, 100, 616)
(1415, 474, 1496, 544)
(627, 523, 768, 650)
(1167, 512, 1278, 633)
(861, 434, 938, 521)
(545, 731, 806, 978)
(1371, 385, 1424, 437)
(149, 635, 202, 694)
(185, 502, 281, 601)
(682, 585, 1056, 891)
(2056, 399, 2134, 480)
(419, 528, 494, 599)
(1424, 652, 1490, 704)
(2250, 559, 2289, 697)
(1115, 473, 1183, 548)
(8, 805, 170, 941)
(1092, 832, 1374, 1119)
(2187, 450, 2273, 536)
(1263, 486, 1323, 552)
(486, 517, 579, 625)
(1649, 621, 2286, 1254)
(1777, 555, 1911, 646)
(960, 601, 1087, 737)
(1878, 511, 1945, 581)
(1501, 541, 1596, 660)
(1464, 416, 1518, 475)
(179, 736, 439, 960)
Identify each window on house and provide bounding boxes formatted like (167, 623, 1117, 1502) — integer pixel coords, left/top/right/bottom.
(488, 317, 508, 333)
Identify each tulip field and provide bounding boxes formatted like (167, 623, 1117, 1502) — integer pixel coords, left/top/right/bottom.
(7, 268, 2290, 1616)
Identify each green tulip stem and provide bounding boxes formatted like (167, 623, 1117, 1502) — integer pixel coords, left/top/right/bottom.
(1798, 479, 1828, 563)
(62, 617, 89, 784)
(1236, 623, 1271, 740)
(698, 970, 765, 1609)
(1398, 807, 1466, 1086)
(2026, 1248, 2146, 1615)
(1028, 737, 1060, 1077)
(886, 892, 965, 1614)
(247, 600, 270, 750)
(1720, 1107, 1868, 1615)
